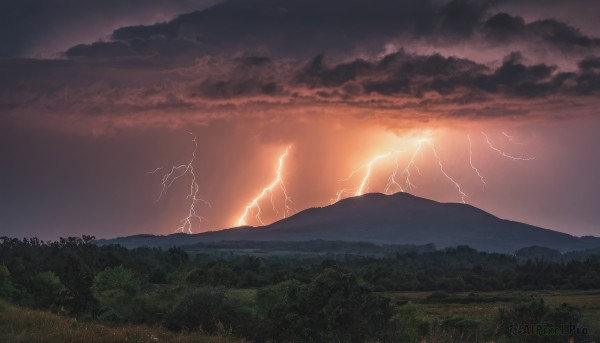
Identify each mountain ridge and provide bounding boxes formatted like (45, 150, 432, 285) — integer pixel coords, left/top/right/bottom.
(97, 192, 600, 253)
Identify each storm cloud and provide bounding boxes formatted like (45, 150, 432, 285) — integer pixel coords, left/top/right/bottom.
(1, 49, 598, 135)
(0, 0, 218, 57)
(57, 0, 600, 62)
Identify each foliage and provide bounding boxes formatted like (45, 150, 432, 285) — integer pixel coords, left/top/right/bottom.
(441, 315, 480, 342)
(387, 304, 429, 342)
(0, 265, 33, 306)
(256, 269, 393, 342)
(0, 235, 599, 342)
(92, 266, 140, 320)
(164, 288, 253, 336)
(0, 299, 248, 343)
(29, 271, 66, 309)
(498, 298, 583, 343)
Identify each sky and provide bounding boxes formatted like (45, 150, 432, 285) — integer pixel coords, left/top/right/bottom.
(0, 0, 599, 240)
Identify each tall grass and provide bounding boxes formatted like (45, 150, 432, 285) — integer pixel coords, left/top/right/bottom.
(0, 300, 248, 343)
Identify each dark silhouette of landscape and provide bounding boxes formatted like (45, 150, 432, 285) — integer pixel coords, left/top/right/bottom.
(99, 192, 600, 253)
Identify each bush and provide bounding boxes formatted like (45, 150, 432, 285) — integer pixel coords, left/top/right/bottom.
(148, 267, 167, 284)
(388, 304, 429, 342)
(441, 315, 480, 342)
(424, 291, 452, 302)
(497, 299, 582, 343)
(92, 266, 140, 320)
(164, 288, 253, 336)
(256, 269, 394, 343)
(0, 265, 33, 306)
(29, 271, 66, 309)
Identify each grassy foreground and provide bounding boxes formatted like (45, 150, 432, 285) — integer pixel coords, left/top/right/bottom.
(0, 300, 247, 343)
(384, 289, 600, 338)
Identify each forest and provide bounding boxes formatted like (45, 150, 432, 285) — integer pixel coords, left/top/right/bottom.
(1, 236, 599, 342)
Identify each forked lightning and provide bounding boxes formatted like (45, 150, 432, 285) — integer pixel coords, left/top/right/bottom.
(149, 134, 210, 233)
(237, 147, 294, 226)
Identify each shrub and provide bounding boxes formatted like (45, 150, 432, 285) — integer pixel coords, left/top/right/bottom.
(256, 269, 394, 343)
(92, 266, 140, 320)
(497, 299, 582, 343)
(388, 304, 429, 342)
(29, 271, 66, 309)
(164, 288, 253, 336)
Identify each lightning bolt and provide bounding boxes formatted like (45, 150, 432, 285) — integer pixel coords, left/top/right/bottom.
(237, 147, 294, 226)
(384, 150, 404, 194)
(147, 167, 163, 174)
(502, 131, 527, 145)
(467, 134, 486, 189)
(383, 139, 427, 194)
(150, 134, 210, 234)
(332, 152, 391, 202)
(354, 153, 391, 196)
(402, 140, 426, 192)
(482, 132, 535, 161)
(335, 137, 470, 204)
(429, 141, 468, 203)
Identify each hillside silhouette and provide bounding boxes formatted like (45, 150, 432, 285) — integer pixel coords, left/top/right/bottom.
(100, 193, 600, 253)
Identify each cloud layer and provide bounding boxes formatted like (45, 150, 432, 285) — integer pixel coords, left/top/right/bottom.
(0, 0, 219, 57)
(60, 0, 600, 61)
(1, 50, 598, 134)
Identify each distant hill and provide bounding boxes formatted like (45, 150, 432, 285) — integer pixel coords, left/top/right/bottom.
(97, 192, 600, 253)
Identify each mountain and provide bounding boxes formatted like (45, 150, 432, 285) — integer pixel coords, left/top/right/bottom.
(98, 192, 600, 253)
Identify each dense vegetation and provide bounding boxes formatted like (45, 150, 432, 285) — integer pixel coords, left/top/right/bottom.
(0, 299, 247, 343)
(1, 236, 599, 342)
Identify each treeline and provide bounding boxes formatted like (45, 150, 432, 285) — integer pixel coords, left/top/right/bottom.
(0, 236, 598, 342)
(179, 239, 438, 255)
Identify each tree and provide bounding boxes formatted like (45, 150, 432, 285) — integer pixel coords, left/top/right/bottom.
(164, 288, 253, 336)
(256, 269, 394, 342)
(388, 304, 429, 342)
(497, 299, 582, 343)
(167, 247, 188, 267)
(92, 266, 140, 320)
(255, 279, 305, 341)
(0, 265, 9, 283)
(441, 315, 480, 342)
(30, 271, 66, 309)
(0, 265, 33, 306)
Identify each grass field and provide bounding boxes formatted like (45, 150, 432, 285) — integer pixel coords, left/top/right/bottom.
(0, 300, 248, 343)
(384, 289, 600, 340)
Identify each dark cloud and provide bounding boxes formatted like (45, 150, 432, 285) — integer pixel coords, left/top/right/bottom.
(297, 51, 598, 99)
(438, 0, 489, 37)
(572, 56, 600, 95)
(578, 56, 600, 71)
(482, 12, 526, 41)
(0, 0, 218, 57)
(191, 79, 282, 99)
(97, 0, 445, 59)
(66, 38, 203, 65)
(483, 13, 600, 50)
(473, 52, 557, 97)
(493, 0, 600, 37)
(1, 0, 599, 131)
(1, 49, 598, 131)
(67, 41, 137, 59)
(55, 0, 599, 62)
(298, 55, 374, 87)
